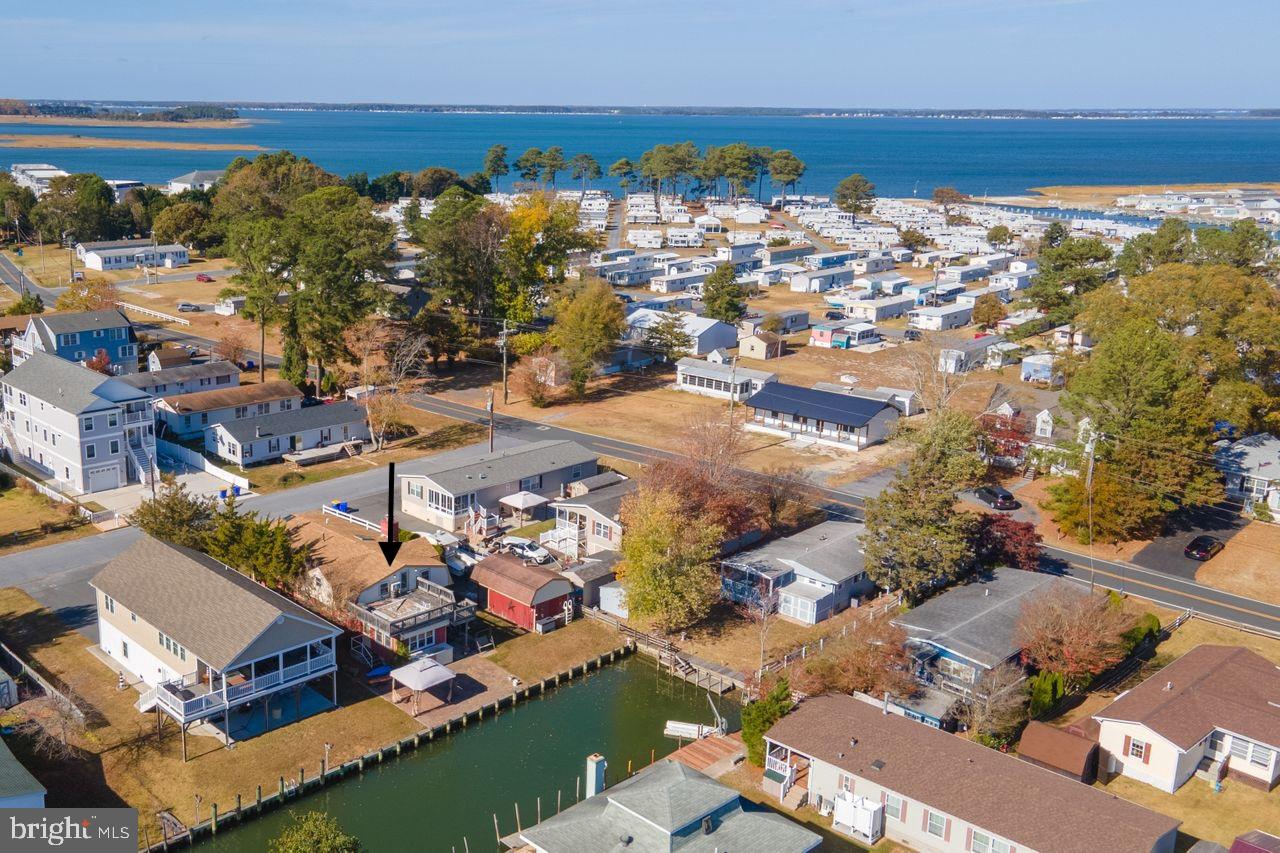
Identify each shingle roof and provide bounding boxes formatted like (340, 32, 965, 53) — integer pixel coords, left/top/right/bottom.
(892, 570, 1067, 668)
(726, 520, 866, 585)
(150, 348, 191, 368)
(160, 380, 300, 414)
(743, 382, 895, 428)
(218, 400, 367, 443)
(1093, 645, 1280, 750)
(170, 169, 224, 184)
(551, 479, 636, 521)
(519, 760, 819, 853)
(36, 309, 132, 336)
(676, 357, 776, 384)
(289, 513, 446, 600)
(408, 440, 596, 496)
(3, 350, 149, 414)
(0, 738, 44, 801)
(90, 536, 337, 671)
(118, 360, 241, 390)
(1017, 720, 1098, 777)
(471, 553, 568, 606)
(767, 695, 1179, 853)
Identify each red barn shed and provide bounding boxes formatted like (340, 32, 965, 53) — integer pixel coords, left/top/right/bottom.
(470, 553, 573, 632)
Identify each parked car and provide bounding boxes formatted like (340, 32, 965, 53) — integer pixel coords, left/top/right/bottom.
(176, 301, 201, 313)
(194, 273, 214, 283)
(824, 310, 845, 321)
(500, 536, 552, 564)
(974, 486, 1019, 511)
(1184, 535, 1224, 561)
(903, 328, 923, 342)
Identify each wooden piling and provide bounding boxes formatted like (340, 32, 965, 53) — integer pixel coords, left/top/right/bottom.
(515, 802, 521, 832)
(210, 804, 218, 836)
(493, 814, 500, 844)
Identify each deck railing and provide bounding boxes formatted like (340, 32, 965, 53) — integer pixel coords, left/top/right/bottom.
(156, 652, 336, 721)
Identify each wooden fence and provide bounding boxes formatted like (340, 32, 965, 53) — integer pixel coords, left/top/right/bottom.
(759, 593, 902, 676)
(0, 640, 86, 724)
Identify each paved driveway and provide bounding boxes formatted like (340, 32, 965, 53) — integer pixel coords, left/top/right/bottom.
(1130, 504, 1247, 580)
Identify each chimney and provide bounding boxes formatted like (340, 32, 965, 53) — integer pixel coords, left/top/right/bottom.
(585, 753, 607, 798)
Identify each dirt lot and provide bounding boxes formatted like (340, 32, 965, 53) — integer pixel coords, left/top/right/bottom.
(1193, 520, 1280, 606)
(0, 588, 420, 844)
(0, 484, 95, 555)
(1028, 182, 1280, 208)
(119, 278, 275, 353)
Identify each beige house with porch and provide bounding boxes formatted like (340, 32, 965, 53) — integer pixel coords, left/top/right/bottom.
(91, 535, 341, 759)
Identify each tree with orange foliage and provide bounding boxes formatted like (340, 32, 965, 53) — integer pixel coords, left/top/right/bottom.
(83, 351, 113, 375)
(1015, 585, 1132, 689)
(54, 277, 120, 312)
(787, 613, 916, 699)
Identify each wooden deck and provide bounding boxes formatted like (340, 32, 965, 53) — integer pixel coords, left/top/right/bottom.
(668, 732, 745, 778)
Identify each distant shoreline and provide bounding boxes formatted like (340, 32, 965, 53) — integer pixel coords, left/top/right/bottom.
(24, 100, 1280, 121)
(1027, 181, 1280, 207)
(0, 134, 266, 151)
(0, 114, 252, 129)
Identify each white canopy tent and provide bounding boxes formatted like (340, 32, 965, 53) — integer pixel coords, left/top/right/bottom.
(499, 490, 549, 524)
(389, 657, 456, 716)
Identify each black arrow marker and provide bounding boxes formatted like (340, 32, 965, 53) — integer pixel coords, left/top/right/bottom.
(378, 461, 402, 565)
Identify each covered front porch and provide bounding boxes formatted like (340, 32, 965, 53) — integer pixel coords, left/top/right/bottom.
(762, 738, 813, 811)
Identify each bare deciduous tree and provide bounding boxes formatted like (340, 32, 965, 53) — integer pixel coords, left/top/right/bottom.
(214, 329, 248, 365)
(22, 693, 85, 760)
(683, 407, 747, 483)
(752, 463, 813, 532)
(903, 331, 972, 412)
(955, 661, 1028, 737)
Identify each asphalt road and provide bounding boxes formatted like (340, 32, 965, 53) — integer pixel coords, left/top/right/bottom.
(4, 392, 1279, 637)
(406, 394, 1280, 633)
(1130, 504, 1248, 580)
(0, 253, 63, 305)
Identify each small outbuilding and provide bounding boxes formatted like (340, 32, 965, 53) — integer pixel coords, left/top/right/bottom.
(1016, 720, 1099, 783)
(739, 332, 785, 361)
(470, 552, 574, 632)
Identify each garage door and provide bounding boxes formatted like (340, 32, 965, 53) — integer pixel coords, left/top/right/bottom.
(87, 466, 120, 492)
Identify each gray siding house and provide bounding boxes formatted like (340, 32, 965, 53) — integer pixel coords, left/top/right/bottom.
(401, 440, 598, 533)
(205, 400, 370, 467)
(156, 380, 302, 440)
(118, 360, 241, 397)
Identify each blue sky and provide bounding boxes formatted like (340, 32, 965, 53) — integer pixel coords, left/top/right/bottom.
(6, 1, 1277, 108)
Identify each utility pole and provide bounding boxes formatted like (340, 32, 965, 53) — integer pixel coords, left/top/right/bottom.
(727, 356, 739, 422)
(499, 319, 510, 405)
(1085, 436, 1097, 591)
(486, 389, 495, 453)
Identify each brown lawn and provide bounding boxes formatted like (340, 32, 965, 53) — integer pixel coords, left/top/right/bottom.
(1193, 520, 1280, 606)
(2, 246, 231, 289)
(0, 484, 96, 555)
(1094, 771, 1278, 849)
(118, 278, 275, 354)
(484, 618, 625, 683)
(0, 588, 419, 844)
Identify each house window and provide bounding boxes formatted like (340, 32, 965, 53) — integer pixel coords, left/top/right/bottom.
(103, 594, 115, 614)
(883, 793, 904, 821)
(593, 520, 611, 540)
(836, 773, 852, 792)
(519, 474, 543, 491)
(83, 417, 94, 432)
(200, 413, 209, 425)
(926, 811, 946, 838)
(571, 464, 583, 480)
(243, 444, 254, 459)
(121, 640, 129, 659)
(1250, 743, 1273, 768)
(281, 399, 293, 410)
(408, 482, 424, 499)
(216, 375, 231, 385)
(256, 402, 269, 415)
(158, 632, 187, 661)
(85, 444, 97, 460)
(1128, 739, 1148, 761)
(971, 830, 1012, 853)
(107, 412, 119, 428)
(937, 656, 976, 684)
(1209, 731, 1227, 754)
(109, 440, 120, 455)
(234, 406, 248, 419)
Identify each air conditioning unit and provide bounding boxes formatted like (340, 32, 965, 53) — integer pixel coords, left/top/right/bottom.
(534, 616, 560, 635)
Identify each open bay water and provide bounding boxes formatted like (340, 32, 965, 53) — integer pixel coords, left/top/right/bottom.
(197, 657, 741, 852)
(5, 110, 1280, 196)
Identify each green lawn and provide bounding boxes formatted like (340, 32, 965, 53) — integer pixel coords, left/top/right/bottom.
(485, 618, 626, 683)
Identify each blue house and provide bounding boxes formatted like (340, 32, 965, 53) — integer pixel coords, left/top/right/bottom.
(1020, 352, 1061, 385)
(892, 570, 1068, 698)
(11, 309, 139, 375)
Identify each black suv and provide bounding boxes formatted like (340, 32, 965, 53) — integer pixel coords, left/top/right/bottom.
(974, 486, 1019, 511)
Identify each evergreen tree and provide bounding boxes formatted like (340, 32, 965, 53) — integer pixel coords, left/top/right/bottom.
(702, 263, 746, 323)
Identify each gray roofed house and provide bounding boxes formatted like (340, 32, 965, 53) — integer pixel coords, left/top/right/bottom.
(2, 349, 151, 415)
(119, 360, 241, 395)
(11, 309, 139, 375)
(90, 536, 341, 740)
(1216, 432, 1280, 514)
(0, 738, 45, 808)
(402, 440, 599, 534)
(206, 400, 371, 467)
(167, 169, 224, 192)
(893, 570, 1067, 695)
(722, 520, 874, 626)
(518, 759, 820, 853)
(675, 356, 777, 402)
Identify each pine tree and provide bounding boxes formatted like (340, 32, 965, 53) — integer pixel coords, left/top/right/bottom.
(702, 263, 746, 323)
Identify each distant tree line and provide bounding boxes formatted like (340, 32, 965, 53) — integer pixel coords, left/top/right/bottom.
(0, 99, 238, 121)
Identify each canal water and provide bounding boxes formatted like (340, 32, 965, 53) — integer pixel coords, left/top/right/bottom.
(200, 656, 740, 852)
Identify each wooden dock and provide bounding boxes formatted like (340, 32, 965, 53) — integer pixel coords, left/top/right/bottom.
(668, 732, 745, 778)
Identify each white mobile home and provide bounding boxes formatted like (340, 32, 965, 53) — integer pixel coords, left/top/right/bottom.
(843, 294, 915, 322)
(940, 263, 990, 284)
(790, 264, 857, 293)
(909, 304, 973, 332)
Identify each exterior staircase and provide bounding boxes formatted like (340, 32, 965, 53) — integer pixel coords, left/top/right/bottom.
(135, 686, 158, 713)
(782, 763, 809, 810)
(128, 442, 156, 489)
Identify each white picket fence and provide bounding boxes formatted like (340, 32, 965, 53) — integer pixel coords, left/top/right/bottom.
(156, 440, 249, 490)
(115, 301, 191, 326)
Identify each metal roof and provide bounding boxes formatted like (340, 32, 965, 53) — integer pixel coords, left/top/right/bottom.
(743, 382, 894, 428)
(407, 439, 596, 496)
(675, 357, 776, 384)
